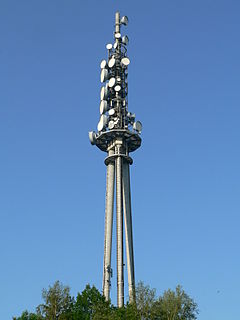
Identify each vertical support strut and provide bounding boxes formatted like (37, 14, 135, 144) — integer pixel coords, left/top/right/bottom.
(115, 142, 124, 307)
(103, 148, 115, 300)
(122, 160, 136, 303)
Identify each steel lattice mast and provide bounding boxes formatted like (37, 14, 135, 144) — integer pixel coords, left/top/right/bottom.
(89, 12, 142, 308)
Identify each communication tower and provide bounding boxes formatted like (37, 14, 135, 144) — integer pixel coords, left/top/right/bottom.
(89, 12, 142, 307)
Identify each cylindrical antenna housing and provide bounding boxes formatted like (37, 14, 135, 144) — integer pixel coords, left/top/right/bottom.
(115, 11, 120, 33)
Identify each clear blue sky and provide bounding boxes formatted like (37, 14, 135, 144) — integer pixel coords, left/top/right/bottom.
(0, 1, 239, 319)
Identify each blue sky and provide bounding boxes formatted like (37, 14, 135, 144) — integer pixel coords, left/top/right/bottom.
(0, 1, 239, 319)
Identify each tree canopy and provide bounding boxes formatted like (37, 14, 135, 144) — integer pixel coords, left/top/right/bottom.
(13, 281, 198, 320)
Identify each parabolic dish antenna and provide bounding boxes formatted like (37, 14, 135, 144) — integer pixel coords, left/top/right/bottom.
(109, 77, 116, 88)
(108, 57, 116, 68)
(115, 32, 121, 39)
(97, 120, 103, 132)
(100, 59, 107, 69)
(101, 69, 108, 83)
(100, 86, 108, 100)
(106, 43, 113, 50)
(121, 57, 130, 67)
(108, 120, 115, 129)
(108, 108, 115, 116)
(122, 35, 129, 45)
(133, 121, 142, 133)
(100, 100, 108, 114)
(89, 131, 96, 145)
(114, 85, 121, 92)
(97, 114, 108, 132)
(120, 16, 129, 26)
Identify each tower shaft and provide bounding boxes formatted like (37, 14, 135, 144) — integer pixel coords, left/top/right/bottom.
(115, 142, 124, 307)
(102, 140, 136, 306)
(122, 160, 136, 302)
(103, 148, 115, 300)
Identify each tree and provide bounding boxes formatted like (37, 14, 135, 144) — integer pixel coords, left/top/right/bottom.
(13, 310, 43, 320)
(151, 285, 198, 320)
(73, 284, 111, 320)
(73, 285, 140, 320)
(136, 281, 157, 319)
(106, 303, 139, 320)
(13, 281, 199, 320)
(125, 302, 140, 320)
(36, 281, 74, 320)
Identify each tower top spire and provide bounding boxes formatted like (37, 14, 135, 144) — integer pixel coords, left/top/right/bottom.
(115, 11, 120, 33)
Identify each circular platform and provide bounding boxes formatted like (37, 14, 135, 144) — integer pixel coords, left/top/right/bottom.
(95, 129, 141, 152)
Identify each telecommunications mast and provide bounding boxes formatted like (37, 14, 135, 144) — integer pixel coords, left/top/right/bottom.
(89, 12, 142, 307)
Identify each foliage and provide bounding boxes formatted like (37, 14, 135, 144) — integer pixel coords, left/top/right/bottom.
(13, 310, 43, 320)
(73, 284, 111, 319)
(37, 280, 74, 320)
(13, 281, 198, 320)
(151, 285, 198, 320)
(136, 281, 156, 319)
